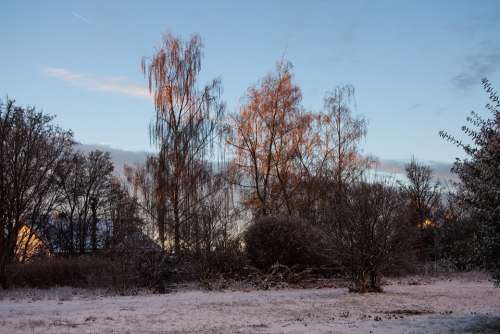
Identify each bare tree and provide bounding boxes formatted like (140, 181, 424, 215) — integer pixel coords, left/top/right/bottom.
(141, 32, 225, 253)
(0, 98, 73, 288)
(54, 150, 114, 254)
(86, 151, 114, 252)
(322, 85, 371, 195)
(401, 158, 441, 227)
(228, 61, 310, 216)
(54, 152, 85, 253)
(108, 179, 146, 250)
(329, 181, 413, 292)
(125, 157, 240, 263)
(123, 161, 158, 240)
(400, 158, 441, 262)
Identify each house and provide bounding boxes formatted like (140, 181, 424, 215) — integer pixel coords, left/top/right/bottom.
(15, 222, 51, 263)
(16, 216, 161, 260)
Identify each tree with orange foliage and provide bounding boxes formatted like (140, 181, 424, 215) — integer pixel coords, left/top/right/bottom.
(227, 61, 312, 216)
(229, 62, 371, 220)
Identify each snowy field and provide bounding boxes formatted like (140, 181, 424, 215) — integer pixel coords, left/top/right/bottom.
(0, 273, 499, 333)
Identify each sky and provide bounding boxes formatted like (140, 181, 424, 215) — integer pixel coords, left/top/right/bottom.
(1, 0, 500, 164)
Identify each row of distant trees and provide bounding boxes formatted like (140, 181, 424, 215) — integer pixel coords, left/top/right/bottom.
(1, 31, 498, 292)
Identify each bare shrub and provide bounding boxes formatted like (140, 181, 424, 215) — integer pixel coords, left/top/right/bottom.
(6, 253, 173, 294)
(6, 257, 113, 288)
(245, 215, 328, 270)
(330, 182, 414, 293)
(109, 250, 173, 294)
(195, 235, 248, 278)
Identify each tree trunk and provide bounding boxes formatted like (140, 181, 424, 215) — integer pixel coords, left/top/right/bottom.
(91, 201, 98, 252)
(79, 219, 86, 254)
(370, 271, 378, 290)
(0, 262, 8, 289)
(69, 218, 74, 255)
(173, 210, 180, 255)
(172, 183, 181, 255)
(0, 237, 16, 289)
(157, 154, 167, 250)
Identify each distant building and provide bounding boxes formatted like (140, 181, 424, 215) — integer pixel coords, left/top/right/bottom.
(15, 217, 161, 261)
(15, 222, 51, 263)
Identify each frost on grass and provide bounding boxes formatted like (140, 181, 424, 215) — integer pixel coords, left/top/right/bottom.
(0, 273, 499, 334)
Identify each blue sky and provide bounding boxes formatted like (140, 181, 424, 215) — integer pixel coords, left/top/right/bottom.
(2, 0, 500, 163)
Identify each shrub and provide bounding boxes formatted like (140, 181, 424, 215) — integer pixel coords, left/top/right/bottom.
(329, 182, 414, 293)
(6, 256, 113, 288)
(437, 217, 482, 271)
(244, 215, 327, 270)
(110, 250, 173, 293)
(6, 252, 173, 293)
(196, 236, 248, 278)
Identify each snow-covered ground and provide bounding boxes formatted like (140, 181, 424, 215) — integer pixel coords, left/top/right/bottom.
(0, 273, 499, 333)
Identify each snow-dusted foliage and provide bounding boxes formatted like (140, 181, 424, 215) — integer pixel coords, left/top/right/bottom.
(440, 78, 500, 282)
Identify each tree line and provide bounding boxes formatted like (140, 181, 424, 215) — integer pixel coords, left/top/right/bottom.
(1, 31, 498, 292)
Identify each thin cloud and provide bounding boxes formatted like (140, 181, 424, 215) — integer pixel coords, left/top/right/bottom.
(42, 67, 150, 99)
(408, 103, 423, 111)
(71, 11, 91, 24)
(453, 47, 500, 89)
(373, 158, 456, 182)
